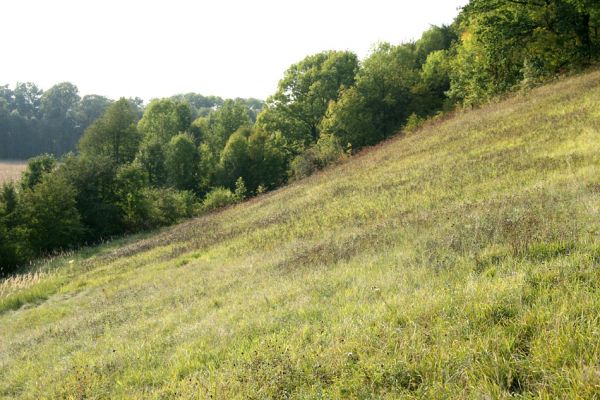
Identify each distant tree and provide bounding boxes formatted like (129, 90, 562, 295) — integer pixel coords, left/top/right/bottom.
(14, 82, 43, 120)
(0, 182, 29, 273)
(218, 127, 252, 189)
(41, 82, 81, 153)
(170, 93, 223, 119)
(138, 138, 167, 187)
(165, 133, 199, 191)
(205, 99, 252, 156)
(79, 98, 141, 165)
(190, 116, 209, 145)
(41, 82, 80, 120)
(74, 94, 112, 128)
(138, 99, 191, 144)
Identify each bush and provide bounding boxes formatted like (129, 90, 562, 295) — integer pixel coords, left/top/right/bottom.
(404, 113, 425, 134)
(21, 154, 56, 190)
(144, 188, 196, 227)
(20, 172, 83, 254)
(290, 133, 345, 180)
(234, 177, 248, 201)
(202, 187, 238, 212)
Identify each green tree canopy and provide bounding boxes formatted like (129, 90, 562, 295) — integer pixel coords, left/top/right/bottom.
(20, 173, 83, 253)
(79, 98, 141, 165)
(257, 50, 359, 147)
(21, 154, 57, 190)
(138, 99, 192, 144)
(165, 133, 199, 191)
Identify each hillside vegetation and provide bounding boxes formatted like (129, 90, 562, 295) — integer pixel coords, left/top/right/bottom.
(2, 71, 600, 398)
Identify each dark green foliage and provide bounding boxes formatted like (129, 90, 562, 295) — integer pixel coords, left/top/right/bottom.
(0, 183, 29, 274)
(218, 127, 252, 189)
(142, 188, 196, 226)
(247, 129, 290, 191)
(321, 43, 424, 150)
(415, 25, 457, 65)
(0, 82, 111, 158)
(114, 161, 150, 230)
(79, 98, 141, 165)
(138, 138, 168, 187)
(203, 99, 252, 158)
(58, 154, 122, 240)
(165, 133, 199, 191)
(20, 154, 56, 190)
(20, 173, 83, 254)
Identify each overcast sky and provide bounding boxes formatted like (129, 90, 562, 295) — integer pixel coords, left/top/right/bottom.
(1, 0, 469, 101)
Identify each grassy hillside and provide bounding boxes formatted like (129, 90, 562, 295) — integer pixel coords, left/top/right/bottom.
(2, 71, 600, 399)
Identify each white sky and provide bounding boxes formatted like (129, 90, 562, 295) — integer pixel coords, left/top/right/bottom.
(1, 0, 469, 101)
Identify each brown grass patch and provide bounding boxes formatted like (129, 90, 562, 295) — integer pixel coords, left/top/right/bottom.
(0, 160, 26, 185)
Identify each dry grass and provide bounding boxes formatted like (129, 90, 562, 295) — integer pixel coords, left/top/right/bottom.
(0, 271, 47, 298)
(0, 160, 26, 185)
(2, 71, 600, 398)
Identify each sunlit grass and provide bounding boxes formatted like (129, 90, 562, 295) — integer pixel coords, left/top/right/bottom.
(2, 71, 600, 398)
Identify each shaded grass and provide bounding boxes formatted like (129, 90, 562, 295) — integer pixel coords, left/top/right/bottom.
(2, 71, 600, 398)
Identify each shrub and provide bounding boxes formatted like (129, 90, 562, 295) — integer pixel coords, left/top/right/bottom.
(144, 188, 197, 226)
(234, 177, 248, 201)
(290, 133, 345, 180)
(202, 187, 238, 212)
(115, 161, 151, 230)
(21, 154, 56, 190)
(404, 113, 425, 133)
(20, 172, 83, 254)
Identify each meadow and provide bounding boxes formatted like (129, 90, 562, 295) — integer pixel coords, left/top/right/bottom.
(0, 161, 26, 185)
(1, 71, 600, 398)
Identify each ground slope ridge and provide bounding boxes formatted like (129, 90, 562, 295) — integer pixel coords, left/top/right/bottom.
(2, 71, 600, 398)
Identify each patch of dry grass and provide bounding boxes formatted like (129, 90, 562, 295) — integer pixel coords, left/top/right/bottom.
(0, 160, 26, 185)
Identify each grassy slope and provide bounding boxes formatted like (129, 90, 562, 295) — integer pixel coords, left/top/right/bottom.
(2, 71, 600, 399)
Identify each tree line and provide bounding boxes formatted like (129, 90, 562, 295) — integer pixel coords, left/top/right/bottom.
(1, 0, 598, 274)
(0, 82, 262, 159)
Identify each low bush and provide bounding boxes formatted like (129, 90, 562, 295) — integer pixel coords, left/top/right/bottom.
(202, 187, 238, 211)
(290, 134, 346, 180)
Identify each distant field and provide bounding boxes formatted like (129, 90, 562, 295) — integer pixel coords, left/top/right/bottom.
(0, 161, 26, 184)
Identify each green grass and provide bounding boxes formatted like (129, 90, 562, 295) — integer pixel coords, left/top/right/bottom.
(2, 71, 600, 398)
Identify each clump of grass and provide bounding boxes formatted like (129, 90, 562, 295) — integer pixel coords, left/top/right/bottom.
(0, 271, 47, 298)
